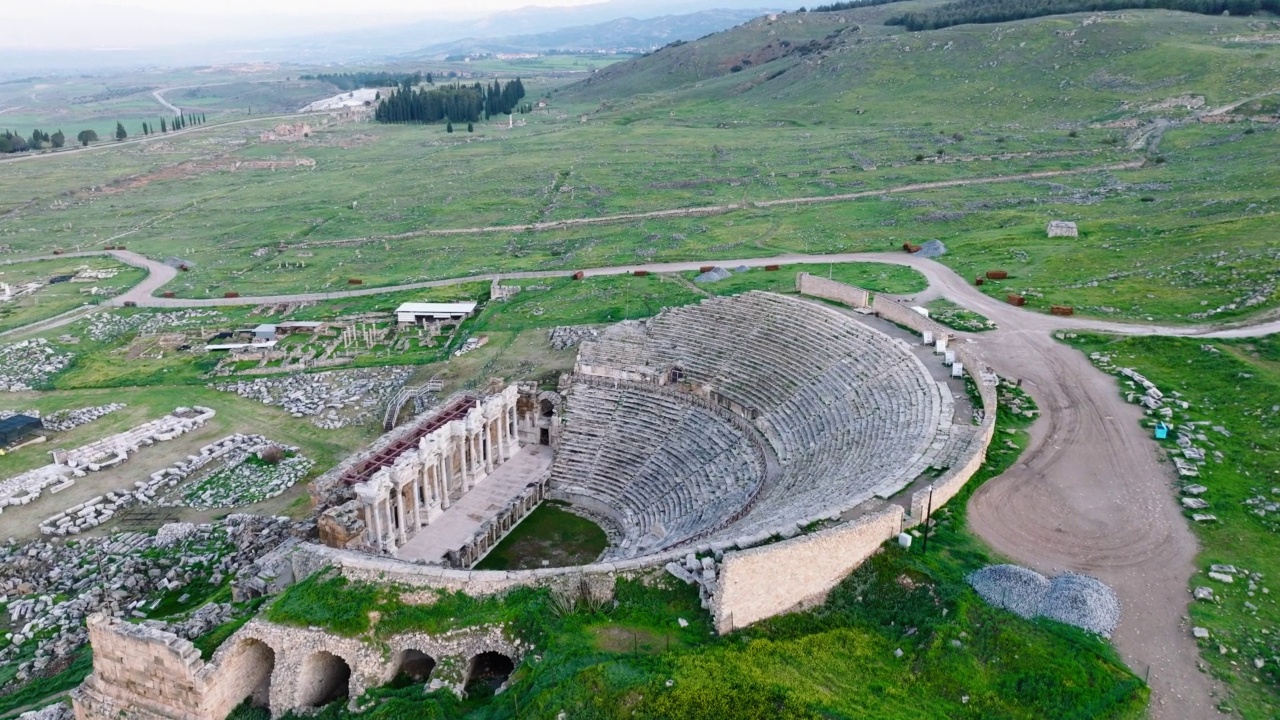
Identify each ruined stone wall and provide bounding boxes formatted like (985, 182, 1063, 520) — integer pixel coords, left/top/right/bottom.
(286, 542, 680, 598)
(795, 272, 871, 308)
(73, 614, 208, 720)
(710, 505, 904, 633)
(75, 615, 523, 720)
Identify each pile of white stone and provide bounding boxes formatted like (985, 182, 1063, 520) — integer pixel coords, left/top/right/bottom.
(0, 516, 293, 691)
(174, 438, 313, 510)
(40, 403, 126, 432)
(1, 407, 215, 514)
(0, 339, 73, 391)
(549, 326, 598, 350)
(211, 367, 411, 429)
(968, 564, 1121, 636)
(80, 309, 225, 343)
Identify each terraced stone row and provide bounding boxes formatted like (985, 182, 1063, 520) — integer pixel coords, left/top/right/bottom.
(552, 382, 764, 557)
(574, 292, 957, 545)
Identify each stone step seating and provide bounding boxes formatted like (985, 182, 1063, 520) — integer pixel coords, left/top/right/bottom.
(575, 292, 956, 545)
(551, 383, 763, 555)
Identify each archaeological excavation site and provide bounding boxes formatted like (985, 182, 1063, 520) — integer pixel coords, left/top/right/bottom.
(55, 279, 999, 720)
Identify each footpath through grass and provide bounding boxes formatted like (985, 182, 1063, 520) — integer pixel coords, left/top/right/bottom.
(259, 381, 1145, 719)
(1065, 333, 1280, 718)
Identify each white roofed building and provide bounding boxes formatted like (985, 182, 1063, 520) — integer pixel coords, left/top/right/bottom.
(395, 302, 478, 328)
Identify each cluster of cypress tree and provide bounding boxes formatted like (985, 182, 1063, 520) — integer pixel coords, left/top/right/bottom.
(1, 128, 68, 152)
(374, 78, 526, 125)
(301, 71, 430, 90)
(886, 0, 1279, 31)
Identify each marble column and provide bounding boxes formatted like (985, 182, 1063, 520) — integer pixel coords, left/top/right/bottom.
(393, 489, 405, 546)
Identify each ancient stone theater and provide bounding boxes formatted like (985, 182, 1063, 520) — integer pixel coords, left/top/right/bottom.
(74, 280, 995, 719)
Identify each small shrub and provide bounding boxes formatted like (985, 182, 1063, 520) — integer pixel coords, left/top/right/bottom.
(730, 65, 744, 73)
(1067, 129, 1079, 138)
(915, 153, 925, 162)
(259, 445, 285, 465)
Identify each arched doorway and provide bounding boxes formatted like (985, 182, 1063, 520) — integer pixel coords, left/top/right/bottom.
(224, 638, 275, 711)
(296, 651, 351, 708)
(464, 651, 515, 697)
(392, 648, 436, 684)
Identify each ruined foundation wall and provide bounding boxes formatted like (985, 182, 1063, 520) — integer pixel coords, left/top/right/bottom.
(795, 272, 871, 308)
(73, 614, 209, 720)
(711, 505, 904, 633)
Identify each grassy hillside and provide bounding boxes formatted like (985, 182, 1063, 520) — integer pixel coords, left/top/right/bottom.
(0, 6, 1276, 321)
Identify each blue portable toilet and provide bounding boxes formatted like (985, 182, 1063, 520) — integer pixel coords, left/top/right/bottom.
(1154, 421, 1170, 440)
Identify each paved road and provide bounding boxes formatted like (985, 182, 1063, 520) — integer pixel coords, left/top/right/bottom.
(10, 247, 1274, 715)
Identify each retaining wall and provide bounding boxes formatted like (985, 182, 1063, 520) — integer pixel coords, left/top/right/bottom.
(866, 294, 998, 526)
(712, 505, 904, 633)
(795, 272, 871, 308)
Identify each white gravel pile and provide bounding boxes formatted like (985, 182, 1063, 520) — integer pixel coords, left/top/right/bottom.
(968, 564, 1121, 636)
(967, 564, 1049, 619)
(916, 240, 948, 258)
(1040, 573, 1122, 636)
(0, 339, 73, 391)
(694, 267, 732, 283)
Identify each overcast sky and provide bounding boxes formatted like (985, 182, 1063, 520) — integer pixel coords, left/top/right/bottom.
(7, 0, 610, 50)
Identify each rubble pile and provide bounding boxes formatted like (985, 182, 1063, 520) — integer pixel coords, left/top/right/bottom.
(0, 339, 73, 391)
(36, 432, 304, 534)
(0, 516, 293, 693)
(40, 404, 126, 432)
(2, 407, 215, 513)
(211, 367, 411, 429)
(175, 439, 314, 509)
(80, 309, 225, 343)
(549, 326, 598, 350)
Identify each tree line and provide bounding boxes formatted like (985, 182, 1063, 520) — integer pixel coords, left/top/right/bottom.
(886, 0, 1280, 31)
(301, 71, 431, 91)
(374, 78, 526, 125)
(803, 0, 905, 11)
(0, 113, 211, 153)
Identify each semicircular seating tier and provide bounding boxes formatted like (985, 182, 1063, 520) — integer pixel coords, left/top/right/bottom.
(558, 291, 973, 556)
(551, 381, 767, 558)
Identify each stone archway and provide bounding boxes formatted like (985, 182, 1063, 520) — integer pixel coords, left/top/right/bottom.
(218, 638, 275, 713)
(295, 650, 352, 708)
(392, 648, 437, 683)
(463, 651, 515, 697)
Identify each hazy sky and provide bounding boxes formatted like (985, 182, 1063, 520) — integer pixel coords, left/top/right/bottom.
(8, 0, 608, 50)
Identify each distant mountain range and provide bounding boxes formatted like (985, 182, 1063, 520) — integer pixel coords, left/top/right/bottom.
(0, 0, 779, 74)
(400, 9, 774, 60)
